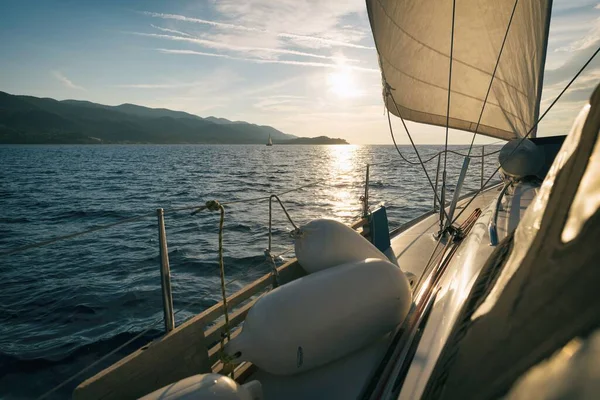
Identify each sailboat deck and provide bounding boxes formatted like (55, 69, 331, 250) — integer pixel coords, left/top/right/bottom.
(74, 184, 534, 400)
(388, 187, 501, 279)
(245, 185, 505, 400)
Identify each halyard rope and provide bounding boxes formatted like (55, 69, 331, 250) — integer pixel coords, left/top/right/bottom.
(462, 0, 519, 160)
(450, 44, 600, 226)
(36, 254, 277, 400)
(198, 200, 235, 377)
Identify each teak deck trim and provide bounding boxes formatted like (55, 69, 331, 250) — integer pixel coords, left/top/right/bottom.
(73, 218, 368, 399)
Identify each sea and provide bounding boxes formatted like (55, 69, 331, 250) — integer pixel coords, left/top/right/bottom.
(0, 144, 499, 399)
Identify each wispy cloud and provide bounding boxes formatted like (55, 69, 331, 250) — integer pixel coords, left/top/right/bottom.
(150, 24, 193, 37)
(237, 77, 302, 97)
(555, 17, 600, 52)
(52, 71, 85, 90)
(131, 32, 360, 63)
(141, 11, 374, 50)
(157, 48, 379, 73)
(115, 82, 191, 89)
(155, 48, 241, 60)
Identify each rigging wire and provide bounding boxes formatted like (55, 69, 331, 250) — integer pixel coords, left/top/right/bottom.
(36, 250, 282, 400)
(0, 179, 323, 257)
(385, 100, 451, 223)
(385, 111, 426, 166)
(451, 44, 600, 226)
(442, 0, 458, 228)
(463, 0, 519, 160)
(0, 212, 156, 257)
(368, 144, 503, 168)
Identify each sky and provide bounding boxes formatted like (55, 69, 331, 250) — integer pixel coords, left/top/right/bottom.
(0, 0, 599, 144)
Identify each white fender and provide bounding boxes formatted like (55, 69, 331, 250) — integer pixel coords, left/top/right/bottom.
(294, 218, 395, 273)
(140, 373, 262, 400)
(225, 258, 411, 375)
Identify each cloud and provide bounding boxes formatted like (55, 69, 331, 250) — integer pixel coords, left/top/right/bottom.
(141, 11, 374, 50)
(115, 83, 192, 89)
(156, 48, 379, 73)
(52, 71, 85, 90)
(555, 17, 600, 52)
(253, 97, 312, 112)
(131, 32, 360, 62)
(114, 69, 243, 94)
(539, 29, 600, 136)
(543, 40, 600, 87)
(238, 77, 303, 97)
(150, 24, 193, 37)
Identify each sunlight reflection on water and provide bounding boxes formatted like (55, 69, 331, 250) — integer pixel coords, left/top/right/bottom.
(0, 144, 500, 399)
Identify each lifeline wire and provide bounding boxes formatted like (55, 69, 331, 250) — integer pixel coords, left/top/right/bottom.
(451, 44, 600, 226)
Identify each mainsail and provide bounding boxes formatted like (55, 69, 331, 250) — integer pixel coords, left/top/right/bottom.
(366, 0, 553, 140)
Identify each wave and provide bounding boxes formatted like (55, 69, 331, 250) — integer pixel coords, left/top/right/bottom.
(0, 217, 31, 224)
(49, 209, 129, 221)
(0, 329, 161, 376)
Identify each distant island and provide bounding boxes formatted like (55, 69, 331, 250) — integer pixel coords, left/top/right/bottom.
(0, 91, 348, 145)
(276, 136, 348, 145)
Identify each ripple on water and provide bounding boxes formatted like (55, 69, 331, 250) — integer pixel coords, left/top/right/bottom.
(0, 144, 500, 398)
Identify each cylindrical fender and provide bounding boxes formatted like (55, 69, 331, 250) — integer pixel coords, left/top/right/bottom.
(225, 258, 411, 375)
(294, 218, 396, 273)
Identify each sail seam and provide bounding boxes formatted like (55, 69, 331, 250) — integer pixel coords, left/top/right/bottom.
(378, 54, 529, 127)
(386, 100, 519, 140)
(465, 0, 520, 158)
(450, 45, 600, 226)
(372, 0, 528, 99)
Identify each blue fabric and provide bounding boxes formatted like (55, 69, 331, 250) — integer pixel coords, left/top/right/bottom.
(370, 206, 391, 252)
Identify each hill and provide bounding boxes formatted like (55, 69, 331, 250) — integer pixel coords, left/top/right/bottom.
(0, 91, 302, 144)
(276, 136, 348, 145)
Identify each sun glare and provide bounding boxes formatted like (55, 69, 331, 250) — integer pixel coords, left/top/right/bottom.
(329, 144, 357, 173)
(327, 69, 362, 98)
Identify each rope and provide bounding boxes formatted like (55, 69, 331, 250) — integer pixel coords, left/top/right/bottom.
(386, 108, 425, 166)
(1, 178, 324, 258)
(266, 195, 301, 287)
(35, 218, 291, 399)
(463, 0, 519, 160)
(448, 147, 502, 158)
(380, 187, 423, 206)
(189, 179, 323, 215)
(385, 100, 451, 224)
(443, 0, 457, 221)
(414, 208, 482, 297)
(0, 212, 155, 257)
(368, 145, 503, 168)
(269, 195, 299, 231)
(36, 263, 259, 399)
(199, 200, 233, 377)
(450, 44, 600, 226)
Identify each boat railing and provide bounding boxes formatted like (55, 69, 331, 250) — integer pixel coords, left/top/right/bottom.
(2, 144, 501, 399)
(366, 145, 501, 231)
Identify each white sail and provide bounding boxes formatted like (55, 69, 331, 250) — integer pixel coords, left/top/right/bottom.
(366, 0, 553, 140)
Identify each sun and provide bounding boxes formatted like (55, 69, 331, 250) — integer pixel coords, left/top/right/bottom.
(327, 69, 362, 98)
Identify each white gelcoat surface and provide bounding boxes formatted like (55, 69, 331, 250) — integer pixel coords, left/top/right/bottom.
(225, 258, 411, 375)
(140, 374, 261, 400)
(245, 186, 510, 399)
(399, 182, 538, 400)
(294, 218, 394, 273)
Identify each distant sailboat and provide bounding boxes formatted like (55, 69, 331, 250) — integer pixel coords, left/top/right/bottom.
(266, 134, 273, 146)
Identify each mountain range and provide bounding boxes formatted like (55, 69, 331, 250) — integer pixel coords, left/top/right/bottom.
(0, 91, 346, 145)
